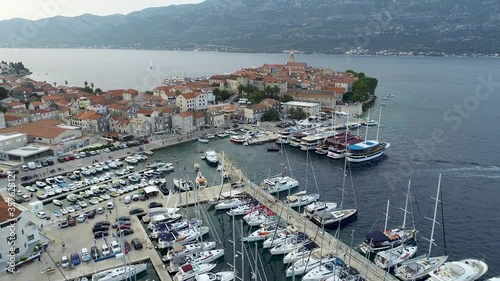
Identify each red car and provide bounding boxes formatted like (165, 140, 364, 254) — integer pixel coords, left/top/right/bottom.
(115, 225, 131, 231)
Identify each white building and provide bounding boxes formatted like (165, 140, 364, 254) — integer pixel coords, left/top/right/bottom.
(0, 198, 40, 264)
(283, 101, 320, 118)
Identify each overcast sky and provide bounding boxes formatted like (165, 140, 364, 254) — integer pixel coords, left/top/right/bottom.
(0, 0, 203, 20)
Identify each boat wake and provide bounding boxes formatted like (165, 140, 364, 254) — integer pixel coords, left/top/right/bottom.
(435, 165, 500, 179)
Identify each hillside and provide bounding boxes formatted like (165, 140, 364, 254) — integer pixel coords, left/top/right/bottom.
(0, 0, 498, 54)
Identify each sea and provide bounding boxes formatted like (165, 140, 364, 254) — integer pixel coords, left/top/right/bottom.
(1, 48, 500, 279)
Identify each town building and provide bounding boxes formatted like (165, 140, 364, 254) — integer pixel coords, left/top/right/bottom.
(172, 111, 194, 134)
(243, 103, 271, 123)
(283, 101, 320, 118)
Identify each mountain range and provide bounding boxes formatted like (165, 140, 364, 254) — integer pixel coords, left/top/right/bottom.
(0, 0, 499, 54)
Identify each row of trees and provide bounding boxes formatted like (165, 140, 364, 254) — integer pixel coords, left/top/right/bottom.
(287, 107, 308, 119)
(212, 88, 233, 102)
(343, 70, 378, 102)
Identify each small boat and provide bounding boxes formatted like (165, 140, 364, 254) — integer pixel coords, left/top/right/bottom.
(204, 149, 219, 166)
(374, 244, 418, 269)
(53, 199, 63, 206)
(174, 178, 191, 191)
(216, 165, 223, 172)
(205, 134, 215, 139)
(195, 272, 235, 281)
(362, 120, 378, 126)
(200, 155, 206, 160)
(195, 172, 207, 188)
(216, 133, 228, 138)
(198, 138, 209, 143)
(267, 147, 280, 152)
(349, 123, 361, 129)
(194, 163, 200, 171)
(229, 135, 246, 144)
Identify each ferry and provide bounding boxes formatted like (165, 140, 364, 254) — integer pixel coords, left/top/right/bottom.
(326, 135, 364, 159)
(299, 131, 338, 151)
(91, 264, 147, 281)
(289, 132, 308, 147)
(276, 129, 292, 145)
(345, 141, 390, 163)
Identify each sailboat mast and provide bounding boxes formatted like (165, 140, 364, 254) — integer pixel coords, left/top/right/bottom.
(240, 220, 245, 281)
(402, 179, 411, 229)
(428, 174, 442, 256)
(376, 107, 382, 141)
(232, 206, 236, 275)
(384, 199, 390, 232)
(364, 109, 370, 142)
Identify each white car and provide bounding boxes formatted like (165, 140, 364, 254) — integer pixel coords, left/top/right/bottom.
(36, 211, 47, 219)
(61, 256, 69, 268)
(107, 201, 114, 209)
(25, 185, 36, 192)
(66, 206, 76, 213)
(102, 244, 110, 256)
(110, 240, 121, 254)
(77, 214, 87, 223)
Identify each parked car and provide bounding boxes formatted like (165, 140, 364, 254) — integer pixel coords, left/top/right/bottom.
(129, 208, 144, 215)
(36, 211, 47, 219)
(107, 201, 114, 209)
(112, 221, 131, 228)
(70, 252, 80, 266)
(132, 194, 140, 201)
(92, 226, 109, 233)
(102, 244, 110, 256)
(0, 171, 8, 178)
(117, 229, 134, 236)
(47, 159, 54, 165)
(59, 220, 69, 228)
(94, 221, 110, 227)
(57, 157, 65, 163)
(61, 256, 69, 268)
(68, 218, 76, 226)
(86, 209, 96, 219)
(131, 238, 143, 250)
(148, 202, 163, 208)
(90, 246, 101, 260)
(115, 224, 131, 231)
(77, 214, 87, 223)
(124, 240, 131, 254)
(93, 231, 109, 239)
(97, 207, 105, 214)
(81, 248, 91, 262)
(115, 216, 130, 221)
(111, 240, 121, 254)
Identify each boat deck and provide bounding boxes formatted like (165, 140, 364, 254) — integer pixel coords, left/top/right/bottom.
(217, 152, 399, 281)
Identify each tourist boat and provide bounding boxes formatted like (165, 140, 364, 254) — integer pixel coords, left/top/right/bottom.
(172, 263, 217, 281)
(216, 133, 228, 138)
(326, 135, 364, 159)
(276, 129, 292, 145)
(283, 242, 318, 264)
(300, 131, 338, 151)
(289, 132, 308, 147)
(241, 225, 286, 242)
(198, 138, 209, 143)
(215, 198, 245, 210)
(302, 202, 338, 218)
(157, 226, 210, 249)
(195, 272, 235, 281)
(428, 259, 488, 281)
(285, 192, 320, 208)
(196, 172, 207, 188)
(168, 249, 224, 273)
(229, 135, 246, 143)
(91, 264, 147, 281)
(226, 204, 253, 216)
(163, 242, 217, 262)
(157, 163, 174, 172)
(301, 258, 345, 281)
(174, 178, 191, 191)
(311, 209, 358, 228)
(374, 244, 418, 269)
(261, 176, 299, 194)
(53, 199, 63, 206)
(204, 149, 219, 166)
(345, 140, 390, 163)
(267, 147, 280, 152)
(286, 253, 342, 277)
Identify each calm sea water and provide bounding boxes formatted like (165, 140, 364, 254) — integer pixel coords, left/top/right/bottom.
(2, 48, 500, 278)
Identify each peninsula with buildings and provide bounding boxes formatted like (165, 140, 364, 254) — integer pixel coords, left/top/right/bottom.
(0, 53, 375, 165)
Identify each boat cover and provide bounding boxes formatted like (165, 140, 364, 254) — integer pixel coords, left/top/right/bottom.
(365, 231, 390, 242)
(181, 264, 193, 272)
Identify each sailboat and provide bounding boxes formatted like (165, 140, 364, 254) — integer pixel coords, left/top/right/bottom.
(394, 174, 448, 280)
(360, 180, 418, 254)
(91, 264, 147, 281)
(195, 272, 235, 281)
(428, 259, 488, 281)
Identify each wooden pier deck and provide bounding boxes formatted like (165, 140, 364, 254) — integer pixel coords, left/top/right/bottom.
(218, 152, 398, 281)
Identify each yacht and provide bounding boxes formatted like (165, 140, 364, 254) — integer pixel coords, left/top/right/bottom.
(205, 134, 215, 139)
(286, 254, 342, 277)
(195, 272, 235, 281)
(198, 138, 209, 144)
(174, 178, 191, 191)
(261, 176, 299, 194)
(226, 204, 253, 216)
(163, 242, 217, 262)
(311, 209, 358, 228)
(270, 235, 308, 255)
(215, 198, 244, 210)
(91, 264, 147, 281)
(346, 140, 390, 163)
(157, 227, 210, 249)
(241, 225, 286, 242)
(276, 129, 292, 145)
(157, 163, 174, 173)
(283, 242, 318, 264)
(301, 258, 345, 281)
(168, 249, 224, 273)
(394, 256, 448, 281)
(173, 263, 217, 281)
(374, 244, 418, 269)
(360, 228, 418, 254)
(302, 202, 338, 218)
(289, 132, 308, 147)
(216, 133, 228, 138)
(428, 259, 488, 281)
(285, 192, 320, 208)
(204, 149, 219, 166)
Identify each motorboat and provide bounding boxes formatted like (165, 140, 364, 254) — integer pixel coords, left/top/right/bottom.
(226, 204, 253, 216)
(125, 156, 138, 164)
(215, 198, 244, 210)
(241, 225, 286, 242)
(346, 140, 390, 163)
(148, 213, 183, 229)
(150, 219, 202, 238)
(394, 256, 448, 281)
(157, 227, 210, 249)
(173, 263, 217, 281)
(261, 176, 299, 194)
(267, 147, 280, 152)
(362, 120, 378, 126)
(428, 259, 488, 281)
(168, 249, 224, 273)
(216, 133, 228, 138)
(194, 163, 200, 171)
(360, 228, 418, 254)
(195, 172, 207, 188)
(157, 163, 175, 173)
(174, 178, 191, 192)
(349, 123, 361, 129)
(195, 272, 235, 281)
(229, 135, 246, 144)
(302, 202, 338, 218)
(91, 263, 147, 281)
(53, 199, 63, 206)
(311, 209, 358, 228)
(198, 138, 209, 144)
(286, 253, 341, 277)
(374, 244, 418, 269)
(163, 242, 217, 262)
(285, 192, 320, 208)
(204, 149, 218, 166)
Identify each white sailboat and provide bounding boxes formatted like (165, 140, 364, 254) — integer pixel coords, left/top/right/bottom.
(301, 258, 345, 281)
(285, 191, 320, 208)
(374, 244, 418, 269)
(91, 264, 147, 281)
(285, 253, 340, 277)
(428, 259, 488, 281)
(394, 174, 449, 280)
(173, 263, 217, 281)
(195, 272, 235, 281)
(163, 242, 217, 262)
(168, 249, 225, 273)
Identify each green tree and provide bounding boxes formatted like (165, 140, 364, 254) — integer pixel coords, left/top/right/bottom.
(248, 91, 265, 104)
(64, 80, 68, 87)
(90, 82, 94, 89)
(0, 87, 9, 99)
(280, 95, 294, 103)
(262, 108, 280, 121)
(237, 84, 243, 95)
(94, 88, 103, 94)
(84, 81, 88, 88)
(53, 82, 57, 87)
(287, 107, 307, 119)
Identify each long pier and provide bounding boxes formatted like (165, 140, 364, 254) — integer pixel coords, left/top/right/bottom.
(218, 152, 398, 281)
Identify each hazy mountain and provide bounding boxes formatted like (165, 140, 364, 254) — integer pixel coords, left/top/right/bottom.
(0, 0, 498, 54)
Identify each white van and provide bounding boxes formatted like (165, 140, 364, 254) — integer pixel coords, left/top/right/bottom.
(27, 162, 36, 170)
(124, 196, 131, 204)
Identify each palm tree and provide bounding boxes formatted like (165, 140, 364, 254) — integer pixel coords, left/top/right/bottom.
(64, 80, 68, 87)
(53, 82, 57, 87)
(90, 82, 94, 89)
(84, 81, 88, 88)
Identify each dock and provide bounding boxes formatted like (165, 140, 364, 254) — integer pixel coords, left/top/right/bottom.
(218, 152, 398, 281)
